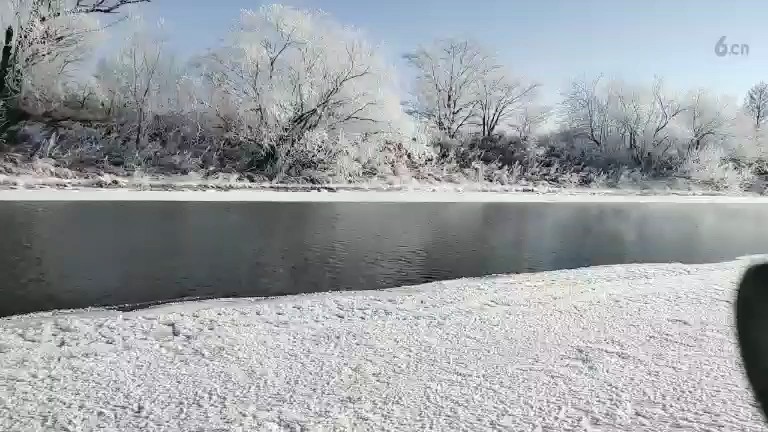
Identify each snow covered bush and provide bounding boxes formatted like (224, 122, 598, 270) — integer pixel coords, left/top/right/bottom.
(555, 77, 752, 186)
(678, 145, 755, 191)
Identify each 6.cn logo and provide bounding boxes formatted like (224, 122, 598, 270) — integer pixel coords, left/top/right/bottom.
(715, 36, 749, 57)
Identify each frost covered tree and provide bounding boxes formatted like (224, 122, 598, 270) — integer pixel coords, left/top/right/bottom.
(561, 77, 687, 167)
(0, 0, 148, 135)
(681, 89, 732, 154)
(403, 39, 492, 139)
(560, 76, 614, 150)
(196, 4, 415, 176)
(404, 39, 538, 139)
(474, 68, 539, 137)
(611, 78, 685, 165)
(93, 18, 178, 151)
(744, 82, 768, 130)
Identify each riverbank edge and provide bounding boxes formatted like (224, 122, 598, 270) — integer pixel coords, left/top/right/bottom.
(2, 257, 762, 323)
(1, 188, 768, 203)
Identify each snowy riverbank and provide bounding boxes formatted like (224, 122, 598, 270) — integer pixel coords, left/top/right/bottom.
(1, 158, 764, 200)
(1, 259, 765, 431)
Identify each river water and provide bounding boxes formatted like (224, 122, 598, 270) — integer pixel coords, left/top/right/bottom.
(1, 201, 766, 317)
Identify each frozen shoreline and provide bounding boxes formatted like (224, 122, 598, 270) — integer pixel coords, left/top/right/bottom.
(0, 259, 764, 430)
(2, 188, 768, 203)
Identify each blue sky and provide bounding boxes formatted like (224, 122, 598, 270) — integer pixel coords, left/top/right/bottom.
(141, 0, 766, 104)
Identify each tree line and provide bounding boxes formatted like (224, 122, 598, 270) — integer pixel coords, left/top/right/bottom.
(0, 1, 766, 189)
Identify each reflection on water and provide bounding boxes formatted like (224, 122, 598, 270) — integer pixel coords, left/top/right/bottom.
(0, 201, 766, 317)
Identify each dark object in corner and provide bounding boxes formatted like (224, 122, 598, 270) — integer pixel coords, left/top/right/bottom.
(736, 263, 768, 422)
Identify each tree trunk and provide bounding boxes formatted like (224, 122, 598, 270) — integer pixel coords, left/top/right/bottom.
(135, 108, 144, 151)
(0, 25, 29, 144)
(0, 26, 14, 99)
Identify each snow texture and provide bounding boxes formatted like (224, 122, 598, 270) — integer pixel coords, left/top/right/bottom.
(0, 259, 765, 431)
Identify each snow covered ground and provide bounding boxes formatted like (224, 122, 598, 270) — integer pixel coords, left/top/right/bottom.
(0, 258, 765, 431)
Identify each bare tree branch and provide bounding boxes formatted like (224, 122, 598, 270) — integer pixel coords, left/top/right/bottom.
(71, 0, 150, 14)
